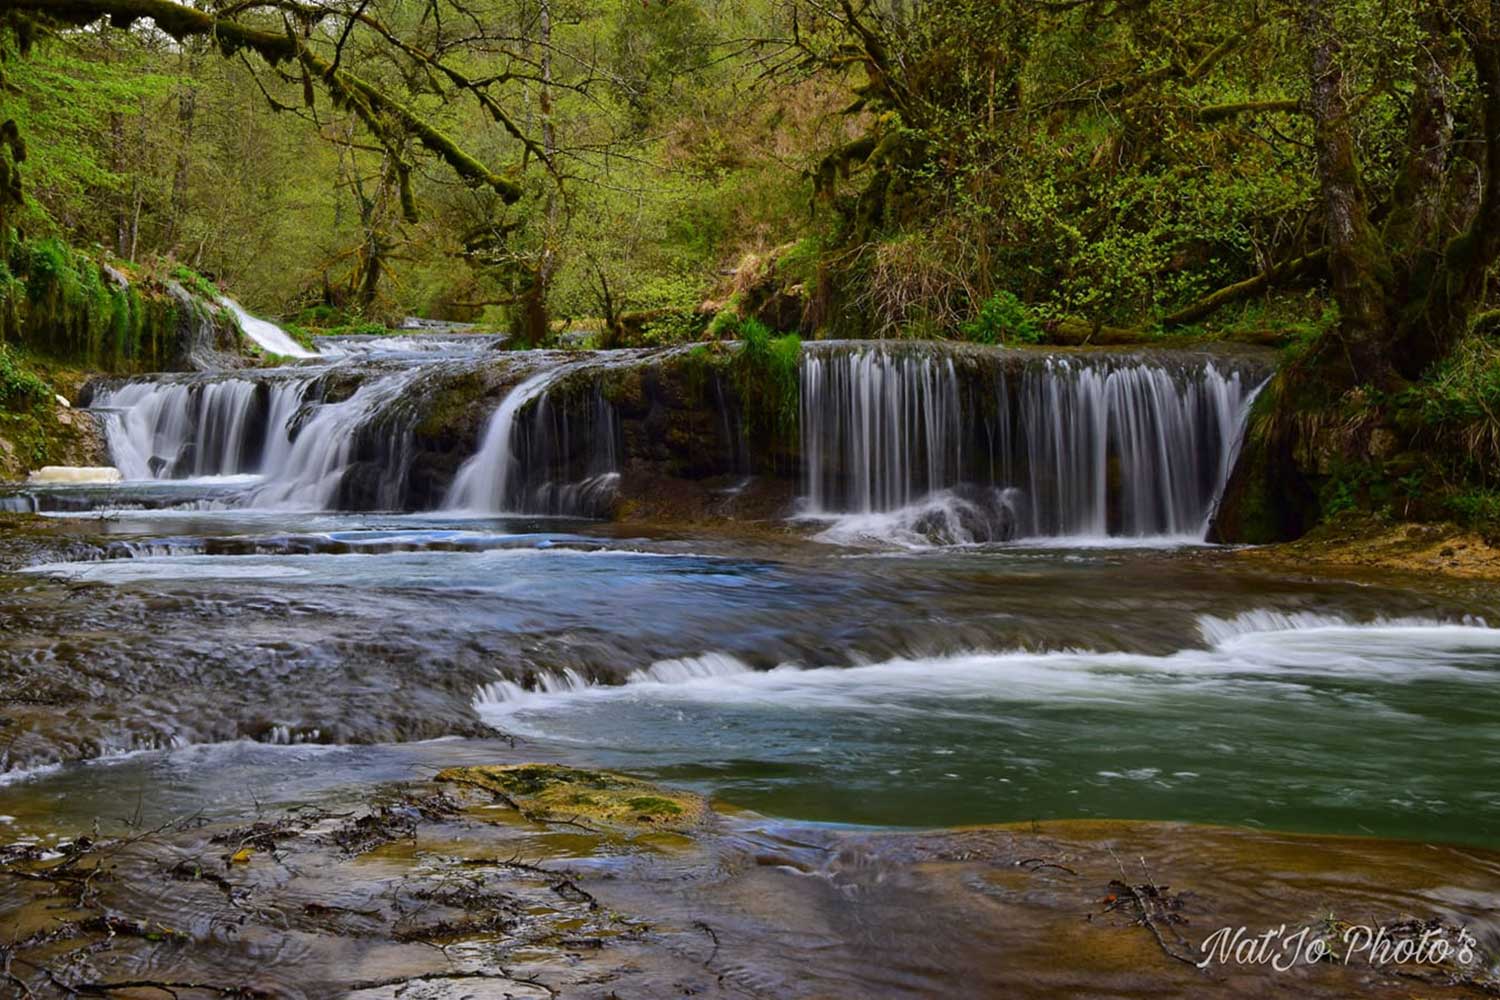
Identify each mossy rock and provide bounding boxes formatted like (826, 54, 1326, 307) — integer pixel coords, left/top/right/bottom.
(435, 763, 710, 833)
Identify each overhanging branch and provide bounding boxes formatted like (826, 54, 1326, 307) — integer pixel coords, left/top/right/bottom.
(6, 0, 523, 204)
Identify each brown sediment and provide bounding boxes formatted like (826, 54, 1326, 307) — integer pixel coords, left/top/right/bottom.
(1233, 514, 1500, 582)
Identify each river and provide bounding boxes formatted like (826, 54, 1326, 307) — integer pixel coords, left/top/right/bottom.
(0, 324, 1496, 997)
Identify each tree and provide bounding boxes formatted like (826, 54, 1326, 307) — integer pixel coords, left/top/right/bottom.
(0, 0, 532, 236)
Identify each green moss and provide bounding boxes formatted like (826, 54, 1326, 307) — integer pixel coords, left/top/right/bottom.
(10, 237, 157, 370)
(170, 264, 219, 301)
(0, 345, 104, 481)
(734, 319, 800, 436)
(775, 236, 822, 287)
(624, 795, 684, 816)
(415, 370, 486, 438)
(0, 343, 50, 412)
(435, 763, 710, 833)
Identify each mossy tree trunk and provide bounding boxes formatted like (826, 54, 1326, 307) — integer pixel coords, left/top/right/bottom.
(1296, 0, 1499, 389)
(1217, 0, 1500, 542)
(1297, 0, 1394, 387)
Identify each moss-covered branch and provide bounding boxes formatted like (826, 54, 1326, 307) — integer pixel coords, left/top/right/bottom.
(1162, 249, 1329, 328)
(1197, 99, 1304, 123)
(4, 0, 522, 204)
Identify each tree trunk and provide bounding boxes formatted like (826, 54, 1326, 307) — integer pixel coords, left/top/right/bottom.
(165, 68, 197, 254)
(1384, 7, 1457, 256)
(1399, 10, 1500, 377)
(526, 0, 557, 346)
(1298, 0, 1395, 387)
(110, 111, 128, 257)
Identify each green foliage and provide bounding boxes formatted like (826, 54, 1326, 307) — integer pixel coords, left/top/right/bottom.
(1412, 338, 1500, 431)
(775, 237, 822, 288)
(734, 319, 801, 434)
(284, 306, 384, 343)
(0, 343, 50, 412)
(707, 299, 743, 340)
(323, 321, 389, 338)
(1321, 471, 1363, 518)
(1447, 488, 1500, 530)
(291, 305, 350, 328)
(4, 30, 173, 235)
(1406, 335, 1500, 473)
(171, 265, 218, 301)
(639, 311, 704, 346)
(961, 291, 1042, 345)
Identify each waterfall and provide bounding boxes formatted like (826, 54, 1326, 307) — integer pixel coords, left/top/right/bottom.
(445, 368, 563, 512)
(95, 377, 306, 480)
(444, 366, 621, 516)
(249, 368, 424, 510)
(89, 368, 423, 510)
(221, 298, 320, 360)
(799, 346, 1266, 541)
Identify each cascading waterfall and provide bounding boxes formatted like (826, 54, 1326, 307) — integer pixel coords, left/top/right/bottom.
(221, 299, 321, 360)
(445, 369, 564, 512)
(445, 366, 622, 516)
(81, 337, 1260, 531)
(248, 367, 425, 509)
(88, 367, 425, 510)
(95, 376, 312, 480)
(800, 346, 1266, 542)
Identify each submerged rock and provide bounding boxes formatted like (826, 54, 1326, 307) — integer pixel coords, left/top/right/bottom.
(437, 763, 711, 833)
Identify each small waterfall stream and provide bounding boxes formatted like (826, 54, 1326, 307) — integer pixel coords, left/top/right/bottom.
(445, 368, 569, 512)
(221, 299, 321, 359)
(445, 363, 622, 516)
(89, 365, 429, 510)
(800, 346, 1265, 542)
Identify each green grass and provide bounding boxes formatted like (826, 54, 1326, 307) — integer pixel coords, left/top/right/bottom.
(735, 318, 801, 434)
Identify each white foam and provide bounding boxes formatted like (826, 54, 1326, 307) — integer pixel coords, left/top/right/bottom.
(799, 490, 1207, 551)
(627, 652, 755, 685)
(474, 613, 1500, 726)
(1199, 608, 1490, 643)
(22, 559, 313, 583)
(221, 298, 319, 359)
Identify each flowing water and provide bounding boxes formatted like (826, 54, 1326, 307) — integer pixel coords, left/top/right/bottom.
(799, 344, 1262, 544)
(222, 298, 322, 359)
(0, 335, 1497, 995)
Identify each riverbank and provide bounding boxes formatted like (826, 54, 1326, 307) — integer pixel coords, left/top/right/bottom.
(1232, 514, 1500, 583)
(1, 761, 1495, 999)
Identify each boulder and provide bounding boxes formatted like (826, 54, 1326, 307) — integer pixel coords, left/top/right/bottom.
(26, 466, 123, 485)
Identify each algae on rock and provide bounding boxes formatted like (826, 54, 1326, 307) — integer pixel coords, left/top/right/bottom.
(437, 763, 711, 834)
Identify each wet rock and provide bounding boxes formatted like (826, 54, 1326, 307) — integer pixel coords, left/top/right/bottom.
(437, 763, 711, 833)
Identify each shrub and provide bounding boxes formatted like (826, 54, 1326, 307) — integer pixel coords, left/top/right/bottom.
(170, 264, 219, 301)
(961, 290, 1043, 345)
(0, 345, 51, 412)
(1447, 488, 1500, 529)
(640, 310, 704, 345)
(735, 318, 801, 433)
(1408, 336, 1500, 468)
